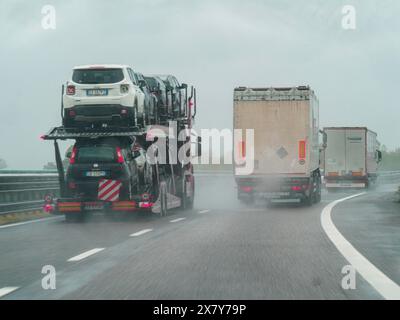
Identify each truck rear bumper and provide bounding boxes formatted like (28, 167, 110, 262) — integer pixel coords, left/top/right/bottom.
(325, 182, 366, 188)
(64, 105, 134, 127)
(325, 176, 368, 188)
(47, 199, 155, 214)
(236, 176, 312, 201)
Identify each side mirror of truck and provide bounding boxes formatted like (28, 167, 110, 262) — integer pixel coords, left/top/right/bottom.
(376, 150, 382, 163)
(319, 130, 328, 149)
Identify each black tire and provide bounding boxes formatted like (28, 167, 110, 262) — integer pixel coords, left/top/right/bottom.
(187, 177, 194, 210)
(303, 176, 314, 207)
(180, 178, 188, 210)
(315, 174, 322, 203)
(159, 182, 168, 217)
(181, 176, 194, 210)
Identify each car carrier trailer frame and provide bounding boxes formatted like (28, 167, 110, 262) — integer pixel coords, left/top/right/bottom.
(42, 86, 199, 221)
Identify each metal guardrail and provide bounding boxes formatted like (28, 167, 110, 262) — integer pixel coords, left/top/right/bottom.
(0, 170, 399, 216)
(0, 170, 57, 174)
(0, 171, 60, 215)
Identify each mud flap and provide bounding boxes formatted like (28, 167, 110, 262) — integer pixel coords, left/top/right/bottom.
(152, 193, 181, 214)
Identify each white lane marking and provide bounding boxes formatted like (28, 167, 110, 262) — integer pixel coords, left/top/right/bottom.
(0, 287, 19, 298)
(130, 229, 153, 237)
(170, 218, 186, 223)
(0, 216, 63, 230)
(321, 192, 400, 300)
(198, 209, 210, 214)
(67, 248, 105, 262)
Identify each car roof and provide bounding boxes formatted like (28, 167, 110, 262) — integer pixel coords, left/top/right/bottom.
(73, 64, 129, 70)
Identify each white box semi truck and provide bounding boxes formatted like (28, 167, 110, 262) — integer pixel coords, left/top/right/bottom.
(323, 127, 381, 189)
(233, 86, 323, 205)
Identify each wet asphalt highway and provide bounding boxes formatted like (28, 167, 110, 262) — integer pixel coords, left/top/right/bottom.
(0, 173, 399, 300)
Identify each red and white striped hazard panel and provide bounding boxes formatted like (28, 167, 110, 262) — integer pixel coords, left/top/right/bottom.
(98, 179, 122, 202)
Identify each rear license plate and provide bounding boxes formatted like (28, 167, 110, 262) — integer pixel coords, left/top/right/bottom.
(85, 171, 106, 177)
(259, 192, 290, 199)
(86, 89, 108, 96)
(339, 182, 352, 187)
(84, 203, 104, 211)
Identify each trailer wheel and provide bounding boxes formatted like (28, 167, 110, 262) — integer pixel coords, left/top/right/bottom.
(303, 176, 314, 206)
(187, 176, 194, 210)
(181, 176, 194, 210)
(159, 181, 168, 217)
(315, 175, 322, 203)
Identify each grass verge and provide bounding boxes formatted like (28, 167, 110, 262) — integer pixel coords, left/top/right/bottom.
(0, 210, 52, 226)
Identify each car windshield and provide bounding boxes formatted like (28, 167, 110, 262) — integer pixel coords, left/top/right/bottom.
(72, 68, 124, 84)
(76, 146, 116, 163)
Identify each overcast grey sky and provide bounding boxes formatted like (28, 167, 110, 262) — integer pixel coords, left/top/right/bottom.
(0, 0, 399, 169)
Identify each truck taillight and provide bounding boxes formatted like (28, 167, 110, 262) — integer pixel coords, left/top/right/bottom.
(238, 141, 246, 158)
(240, 186, 253, 193)
(69, 147, 77, 164)
(66, 85, 75, 95)
(291, 185, 308, 191)
(299, 140, 306, 160)
(116, 147, 124, 163)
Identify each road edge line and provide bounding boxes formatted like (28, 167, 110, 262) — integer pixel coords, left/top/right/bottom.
(0, 286, 19, 298)
(321, 192, 400, 300)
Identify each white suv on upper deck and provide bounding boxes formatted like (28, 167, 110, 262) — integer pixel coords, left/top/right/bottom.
(62, 64, 146, 127)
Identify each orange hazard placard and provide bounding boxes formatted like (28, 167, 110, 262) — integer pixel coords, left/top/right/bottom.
(299, 140, 306, 160)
